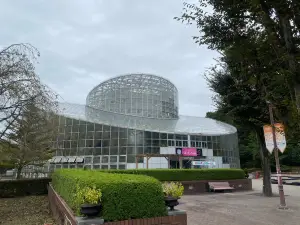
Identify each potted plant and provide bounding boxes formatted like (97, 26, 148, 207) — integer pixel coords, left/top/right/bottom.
(74, 185, 102, 218)
(162, 182, 184, 211)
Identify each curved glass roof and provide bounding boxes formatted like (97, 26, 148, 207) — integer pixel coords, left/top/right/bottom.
(58, 102, 237, 135)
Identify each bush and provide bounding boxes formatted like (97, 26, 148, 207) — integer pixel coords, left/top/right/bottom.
(51, 169, 166, 221)
(162, 182, 184, 198)
(243, 168, 249, 178)
(0, 178, 51, 198)
(98, 168, 245, 181)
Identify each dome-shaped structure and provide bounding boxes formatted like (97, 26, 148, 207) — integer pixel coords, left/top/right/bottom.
(86, 73, 179, 119)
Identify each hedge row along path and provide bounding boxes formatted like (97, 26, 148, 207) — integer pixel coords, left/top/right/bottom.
(52, 169, 167, 222)
(98, 168, 245, 181)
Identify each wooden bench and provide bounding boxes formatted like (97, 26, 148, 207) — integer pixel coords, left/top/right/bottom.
(208, 182, 235, 192)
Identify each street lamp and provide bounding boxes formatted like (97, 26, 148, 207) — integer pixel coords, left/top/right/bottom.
(266, 101, 287, 209)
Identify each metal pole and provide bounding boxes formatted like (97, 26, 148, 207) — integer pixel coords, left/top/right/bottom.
(268, 103, 287, 208)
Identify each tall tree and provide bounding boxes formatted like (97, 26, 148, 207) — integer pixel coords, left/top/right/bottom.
(4, 101, 59, 179)
(175, 0, 300, 197)
(0, 43, 55, 139)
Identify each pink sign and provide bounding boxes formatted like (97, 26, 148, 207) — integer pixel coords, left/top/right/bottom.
(182, 148, 197, 156)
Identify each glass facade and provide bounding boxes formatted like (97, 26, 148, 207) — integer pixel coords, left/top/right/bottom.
(86, 73, 179, 119)
(50, 116, 240, 171)
(48, 73, 240, 171)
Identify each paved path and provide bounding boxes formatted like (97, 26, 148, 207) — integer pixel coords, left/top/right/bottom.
(178, 179, 300, 225)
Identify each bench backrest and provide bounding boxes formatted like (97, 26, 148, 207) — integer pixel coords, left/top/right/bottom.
(208, 182, 231, 187)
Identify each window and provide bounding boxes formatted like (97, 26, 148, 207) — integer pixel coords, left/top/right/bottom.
(118, 164, 126, 169)
(102, 148, 109, 155)
(110, 147, 118, 155)
(110, 156, 118, 163)
(102, 156, 109, 163)
(86, 140, 94, 147)
(101, 165, 108, 169)
(119, 156, 126, 163)
(84, 157, 92, 164)
(93, 148, 101, 155)
(93, 157, 100, 164)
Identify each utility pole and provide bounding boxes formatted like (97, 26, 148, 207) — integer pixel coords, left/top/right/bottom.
(268, 102, 287, 209)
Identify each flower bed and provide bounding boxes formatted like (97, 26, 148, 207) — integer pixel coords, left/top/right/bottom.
(51, 169, 167, 222)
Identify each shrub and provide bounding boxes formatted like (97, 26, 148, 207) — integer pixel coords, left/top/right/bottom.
(243, 168, 249, 178)
(0, 178, 51, 198)
(51, 169, 166, 221)
(98, 168, 245, 181)
(74, 185, 102, 206)
(162, 182, 184, 198)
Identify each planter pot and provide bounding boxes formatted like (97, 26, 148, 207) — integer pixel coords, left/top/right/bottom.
(80, 203, 101, 218)
(164, 196, 179, 211)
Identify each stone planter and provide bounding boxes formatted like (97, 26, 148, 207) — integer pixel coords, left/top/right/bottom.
(80, 203, 101, 218)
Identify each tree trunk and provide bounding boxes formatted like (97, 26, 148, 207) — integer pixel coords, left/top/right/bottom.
(256, 129, 273, 196)
(261, 154, 272, 197)
(16, 166, 22, 179)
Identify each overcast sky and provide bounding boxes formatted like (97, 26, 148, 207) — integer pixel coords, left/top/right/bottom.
(0, 0, 219, 117)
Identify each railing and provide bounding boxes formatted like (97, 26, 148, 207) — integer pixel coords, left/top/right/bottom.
(0, 171, 52, 180)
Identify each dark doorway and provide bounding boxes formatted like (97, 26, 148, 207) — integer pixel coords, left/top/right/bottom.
(170, 160, 180, 169)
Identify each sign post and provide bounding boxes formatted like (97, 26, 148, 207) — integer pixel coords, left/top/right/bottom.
(265, 103, 287, 209)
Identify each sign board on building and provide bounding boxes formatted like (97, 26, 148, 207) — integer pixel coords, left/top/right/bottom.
(192, 161, 216, 166)
(182, 148, 197, 156)
(176, 148, 202, 156)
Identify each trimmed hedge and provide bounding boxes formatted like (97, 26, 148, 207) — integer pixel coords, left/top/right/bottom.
(0, 178, 51, 198)
(52, 169, 166, 222)
(98, 169, 245, 181)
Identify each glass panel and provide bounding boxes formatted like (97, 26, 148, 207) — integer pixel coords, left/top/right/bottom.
(93, 165, 100, 169)
(119, 147, 126, 155)
(110, 156, 118, 163)
(101, 165, 108, 169)
(102, 147, 109, 155)
(118, 164, 126, 169)
(102, 156, 109, 163)
(84, 157, 92, 164)
(110, 147, 118, 155)
(119, 156, 126, 162)
(84, 148, 93, 155)
(93, 157, 100, 164)
(110, 165, 117, 169)
(93, 148, 101, 155)
(168, 133, 174, 139)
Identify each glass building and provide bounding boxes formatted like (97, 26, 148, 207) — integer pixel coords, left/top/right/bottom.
(48, 73, 240, 171)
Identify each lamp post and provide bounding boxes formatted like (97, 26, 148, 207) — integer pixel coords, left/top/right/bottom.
(267, 101, 287, 209)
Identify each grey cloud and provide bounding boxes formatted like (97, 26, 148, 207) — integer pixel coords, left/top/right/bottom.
(0, 0, 217, 116)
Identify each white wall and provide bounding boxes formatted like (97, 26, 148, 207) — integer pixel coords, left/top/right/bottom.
(127, 163, 144, 169)
(222, 164, 230, 168)
(143, 157, 168, 169)
(160, 147, 175, 154)
(202, 148, 213, 157)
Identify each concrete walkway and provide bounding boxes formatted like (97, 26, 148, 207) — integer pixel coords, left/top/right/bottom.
(178, 179, 300, 225)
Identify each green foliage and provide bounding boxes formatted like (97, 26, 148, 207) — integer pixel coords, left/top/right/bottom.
(176, 1, 300, 196)
(51, 169, 166, 222)
(98, 169, 245, 181)
(74, 185, 102, 206)
(0, 178, 51, 198)
(243, 168, 249, 178)
(162, 182, 184, 198)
